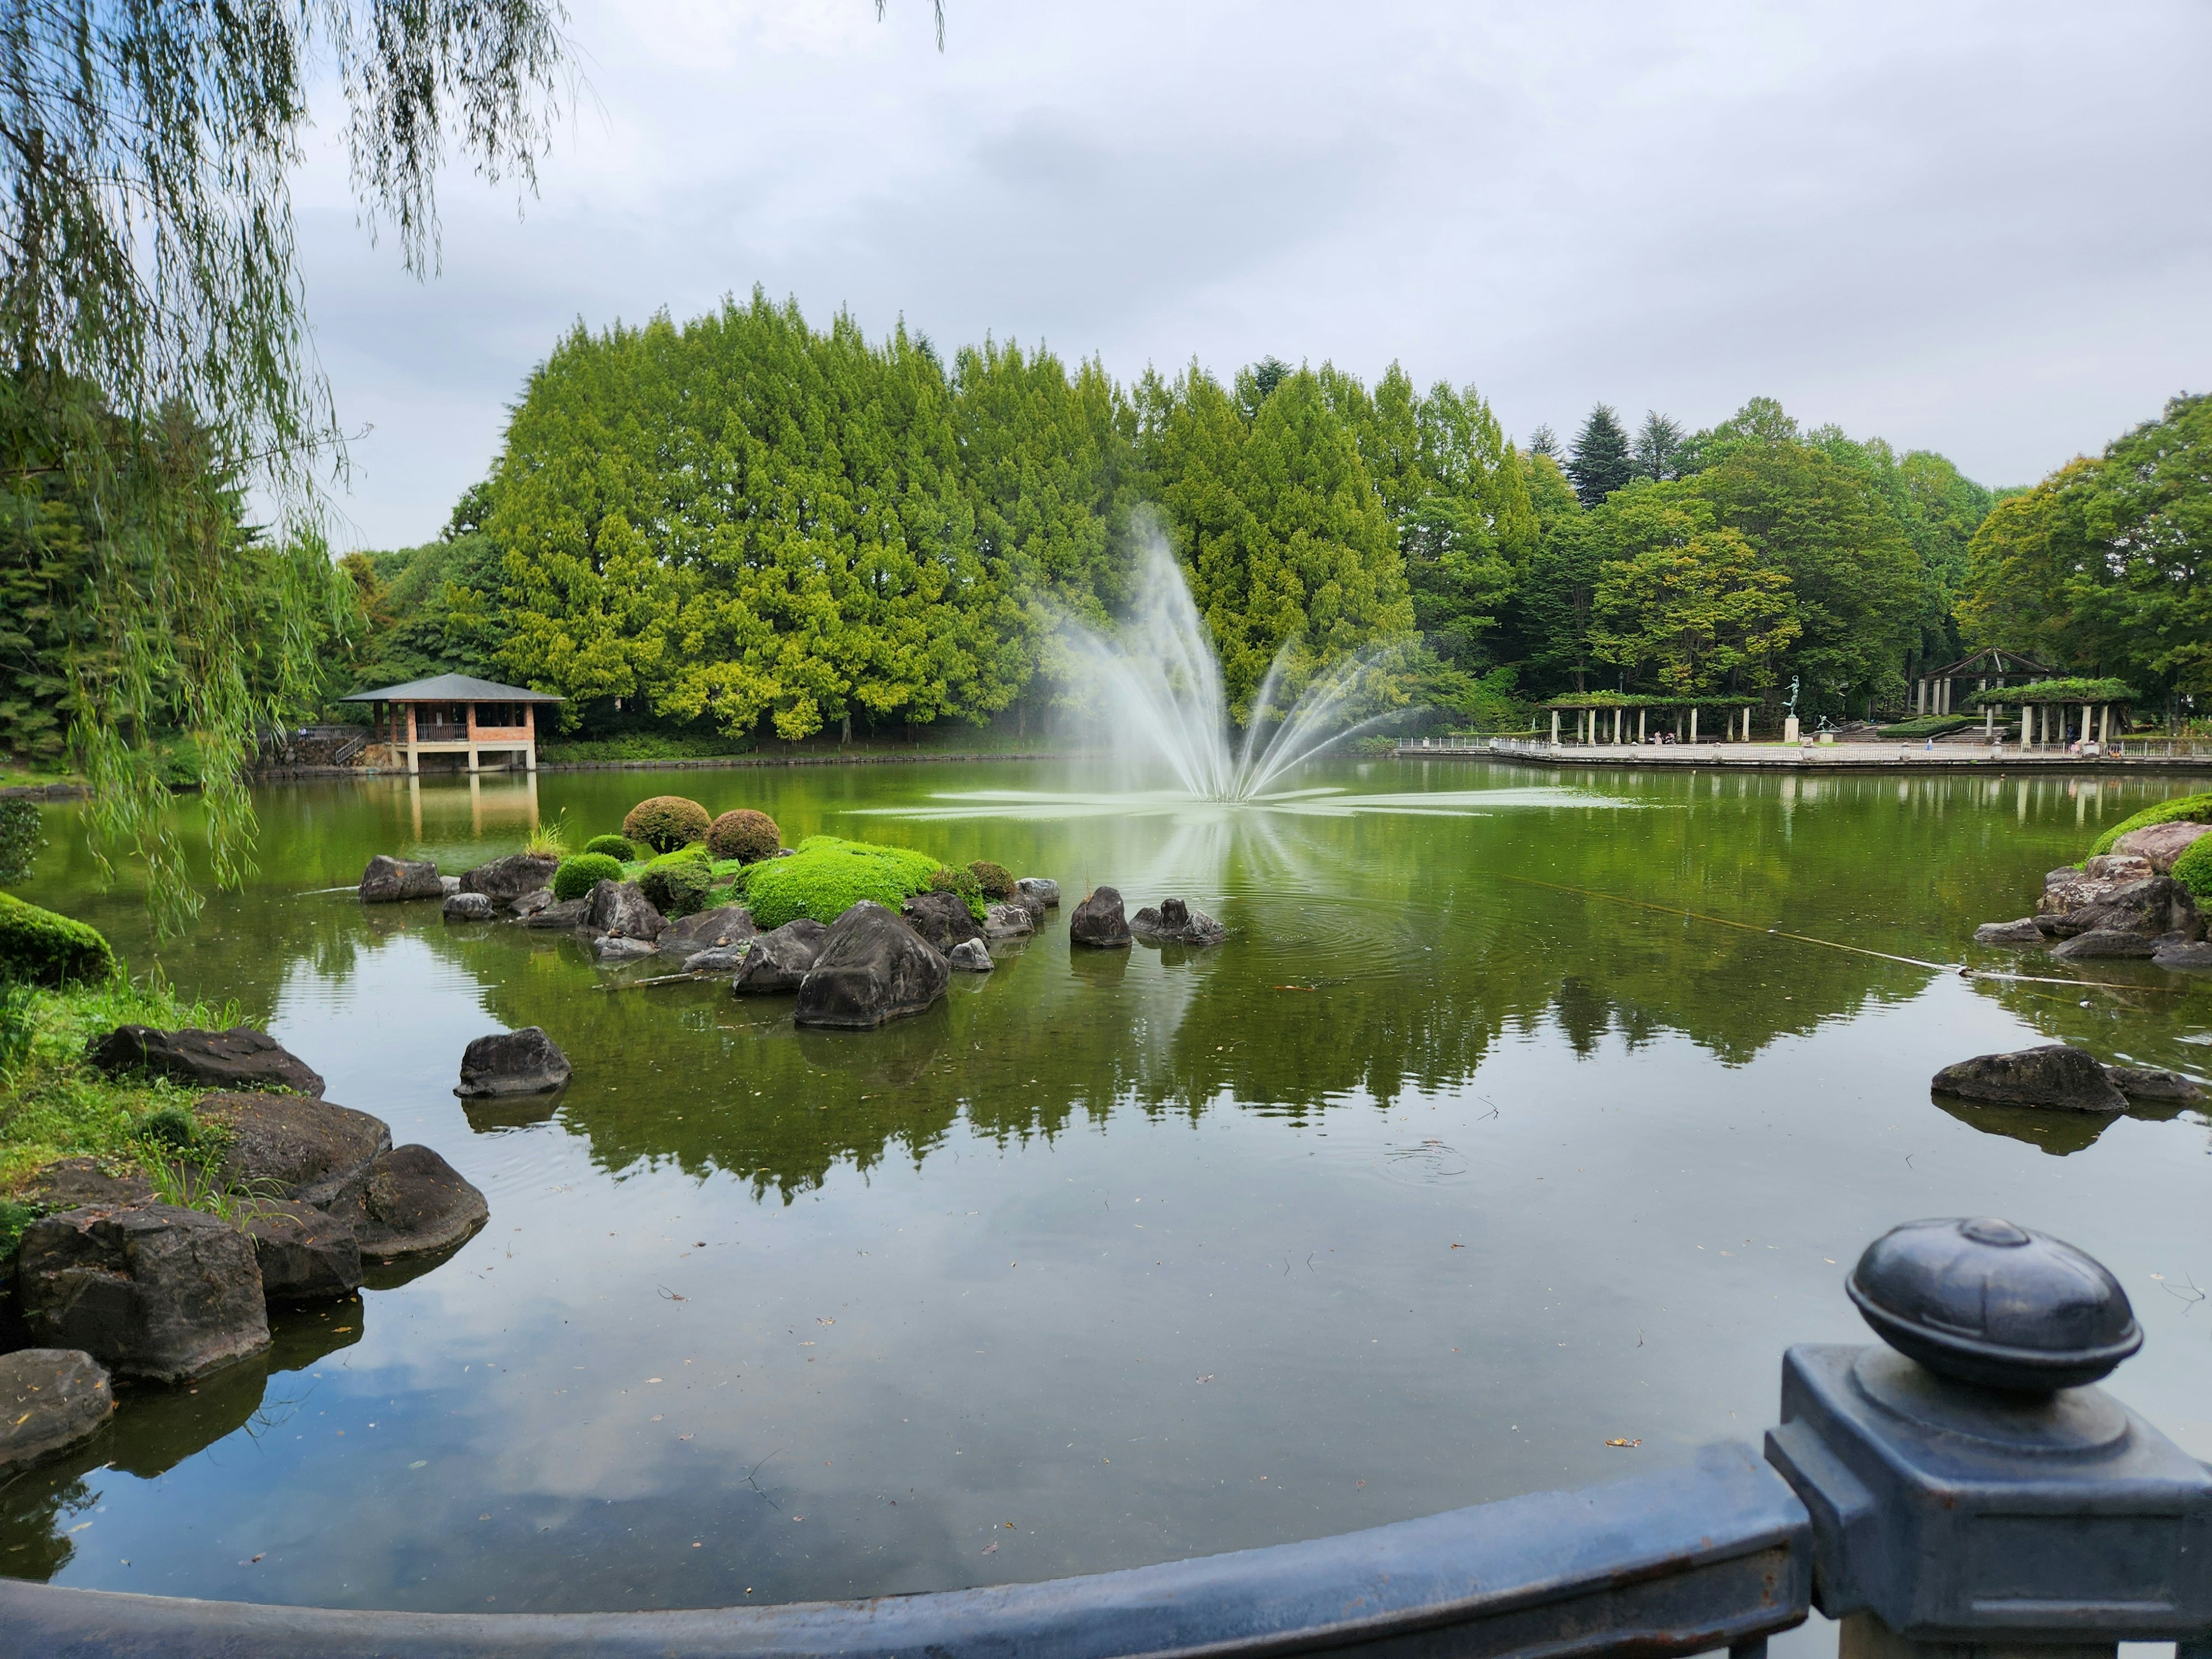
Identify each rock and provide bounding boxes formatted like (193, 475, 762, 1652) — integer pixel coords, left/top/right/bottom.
(1008, 889, 1047, 926)
(683, 946, 747, 974)
(2050, 929, 2158, 961)
(946, 938, 993, 972)
(17, 1203, 271, 1382)
(442, 891, 494, 922)
(87, 1025, 324, 1098)
(1974, 918, 2047, 947)
(2154, 940, 2212, 971)
(594, 935, 658, 964)
(358, 855, 442, 903)
(196, 1092, 392, 1207)
(2058, 877, 2202, 941)
(438, 875, 462, 897)
(732, 918, 830, 994)
(2105, 1065, 2204, 1103)
(522, 896, 590, 930)
(454, 1027, 571, 1098)
(585, 878, 665, 940)
(1069, 885, 1132, 949)
(1017, 877, 1060, 908)
(0, 1350, 114, 1472)
(14, 1158, 153, 1213)
(793, 900, 949, 1029)
(511, 887, 554, 918)
(2037, 865, 2146, 919)
(656, 903, 758, 958)
(2082, 854, 2155, 881)
(460, 852, 560, 902)
(983, 902, 1034, 942)
(1930, 1045, 2128, 1114)
(1130, 896, 1228, 946)
(331, 1145, 488, 1259)
(240, 1199, 362, 1303)
(900, 889, 984, 952)
(2112, 821, 2212, 873)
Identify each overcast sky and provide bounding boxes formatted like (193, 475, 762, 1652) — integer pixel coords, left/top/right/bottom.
(293, 0, 2212, 551)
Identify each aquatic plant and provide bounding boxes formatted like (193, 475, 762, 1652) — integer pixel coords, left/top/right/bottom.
(622, 796, 710, 853)
(707, 808, 781, 863)
(551, 854, 623, 903)
(741, 836, 942, 930)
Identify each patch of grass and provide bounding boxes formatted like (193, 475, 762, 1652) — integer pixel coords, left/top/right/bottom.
(1876, 715, 1974, 739)
(741, 835, 944, 929)
(2088, 791, 2212, 858)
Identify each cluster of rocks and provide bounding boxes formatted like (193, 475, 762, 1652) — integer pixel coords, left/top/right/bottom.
(1974, 823, 2210, 969)
(2, 1025, 492, 1474)
(1932, 1044, 2203, 1115)
(1070, 887, 1227, 949)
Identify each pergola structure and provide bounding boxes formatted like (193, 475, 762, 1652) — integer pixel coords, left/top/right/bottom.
(1541, 694, 1759, 747)
(339, 673, 564, 775)
(1914, 647, 2053, 718)
(1965, 677, 2134, 750)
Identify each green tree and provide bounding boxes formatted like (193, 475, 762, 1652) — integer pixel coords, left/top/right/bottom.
(1588, 493, 1799, 694)
(1633, 411, 1687, 482)
(1566, 404, 1635, 507)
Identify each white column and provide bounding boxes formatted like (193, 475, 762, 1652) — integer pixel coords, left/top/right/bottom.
(2020, 706, 2030, 745)
(1916, 680, 1926, 715)
(1551, 710, 1560, 747)
(1690, 707, 1699, 744)
(1638, 709, 1646, 744)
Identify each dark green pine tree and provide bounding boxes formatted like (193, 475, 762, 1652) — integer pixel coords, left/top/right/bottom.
(1566, 404, 1635, 508)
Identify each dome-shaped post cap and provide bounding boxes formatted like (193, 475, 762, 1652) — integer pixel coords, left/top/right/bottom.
(1846, 1217, 2141, 1392)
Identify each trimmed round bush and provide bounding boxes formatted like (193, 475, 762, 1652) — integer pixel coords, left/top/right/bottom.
(707, 808, 781, 863)
(583, 834, 635, 861)
(968, 859, 1014, 900)
(639, 847, 714, 916)
(2090, 790, 2212, 857)
(551, 853, 624, 903)
(2172, 833, 2212, 903)
(622, 796, 711, 854)
(742, 836, 944, 930)
(0, 891, 115, 987)
(928, 864, 987, 921)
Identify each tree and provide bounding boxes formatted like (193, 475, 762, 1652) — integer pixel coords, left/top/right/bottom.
(1633, 411, 1687, 482)
(1525, 424, 1559, 459)
(1566, 404, 1635, 507)
(1518, 451, 1604, 691)
(1589, 494, 1798, 694)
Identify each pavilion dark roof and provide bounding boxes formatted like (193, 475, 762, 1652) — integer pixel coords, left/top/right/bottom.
(339, 674, 563, 704)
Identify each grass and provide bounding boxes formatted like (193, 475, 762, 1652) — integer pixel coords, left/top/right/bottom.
(539, 733, 756, 763)
(1876, 715, 1975, 740)
(2088, 790, 2212, 858)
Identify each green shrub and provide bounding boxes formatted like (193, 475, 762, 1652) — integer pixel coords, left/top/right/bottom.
(968, 859, 1014, 900)
(1876, 715, 1974, 740)
(0, 892, 115, 987)
(584, 834, 635, 861)
(2089, 791, 2212, 857)
(551, 853, 624, 903)
(928, 864, 988, 921)
(2172, 833, 2212, 903)
(742, 836, 944, 930)
(132, 1103, 202, 1153)
(638, 846, 714, 916)
(707, 808, 782, 863)
(0, 798, 43, 884)
(622, 796, 711, 853)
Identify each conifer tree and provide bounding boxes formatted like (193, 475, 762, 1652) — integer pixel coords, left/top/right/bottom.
(1566, 404, 1635, 507)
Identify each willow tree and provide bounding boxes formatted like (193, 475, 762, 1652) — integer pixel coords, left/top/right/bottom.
(0, 2, 564, 925)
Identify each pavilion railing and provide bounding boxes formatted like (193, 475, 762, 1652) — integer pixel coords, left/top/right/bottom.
(411, 724, 470, 743)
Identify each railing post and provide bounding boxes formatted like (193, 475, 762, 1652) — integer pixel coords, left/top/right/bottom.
(1766, 1218, 2212, 1659)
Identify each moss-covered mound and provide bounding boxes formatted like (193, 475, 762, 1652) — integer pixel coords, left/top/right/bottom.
(622, 796, 710, 854)
(968, 859, 1014, 900)
(2089, 791, 2212, 858)
(583, 834, 635, 861)
(552, 853, 624, 903)
(638, 846, 714, 916)
(741, 836, 943, 930)
(2171, 834, 2212, 902)
(0, 892, 115, 987)
(707, 808, 781, 863)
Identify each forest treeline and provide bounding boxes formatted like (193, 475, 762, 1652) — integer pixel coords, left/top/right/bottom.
(6, 290, 2209, 764)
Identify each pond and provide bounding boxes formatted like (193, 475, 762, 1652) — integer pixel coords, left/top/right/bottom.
(3, 758, 2209, 1626)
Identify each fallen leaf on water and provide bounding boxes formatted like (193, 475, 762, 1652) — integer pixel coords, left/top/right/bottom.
(982, 1543, 998, 1554)
(679, 1433, 694, 1442)
(332, 1327, 353, 1333)
(251, 1553, 264, 1563)
(408, 1460, 427, 1469)
(1195, 1374, 1214, 1384)
(1605, 1438, 1642, 1449)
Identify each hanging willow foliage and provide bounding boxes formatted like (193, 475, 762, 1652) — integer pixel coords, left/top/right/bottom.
(0, 1, 565, 929)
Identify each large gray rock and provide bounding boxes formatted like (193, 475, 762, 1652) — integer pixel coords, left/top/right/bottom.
(983, 902, 1034, 942)
(2106, 1065, 2203, 1103)
(1973, 918, 2047, 947)
(17, 1204, 271, 1382)
(454, 1026, 570, 1097)
(330, 1145, 488, 1260)
(359, 855, 442, 903)
(900, 889, 984, 952)
(14, 1158, 153, 1213)
(732, 918, 830, 994)
(683, 946, 747, 974)
(947, 938, 993, 972)
(196, 1091, 392, 1207)
(442, 891, 495, 922)
(510, 887, 554, 918)
(240, 1199, 362, 1303)
(2050, 928, 2158, 961)
(2082, 854, 2154, 882)
(1930, 1045, 2128, 1114)
(1130, 897, 1228, 946)
(657, 903, 757, 957)
(460, 852, 559, 902)
(87, 1025, 324, 1097)
(1069, 885, 1132, 949)
(2154, 940, 2212, 971)
(2037, 865, 2149, 919)
(585, 878, 665, 940)
(1016, 877, 1060, 908)
(2043, 876, 2200, 941)
(439, 875, 462, 897)
(594, 935, 658, 964)
(0, 1350, 113, 1472)
(522, 896, 590, 930)
(793, 900, 949, 1029)
(2112, 821, 2212, 873)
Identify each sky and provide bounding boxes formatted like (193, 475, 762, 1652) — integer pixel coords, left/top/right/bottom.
(293, 0, 2212, 551)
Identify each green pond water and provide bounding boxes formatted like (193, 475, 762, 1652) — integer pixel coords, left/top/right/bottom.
(3, 758, 2210, 1624)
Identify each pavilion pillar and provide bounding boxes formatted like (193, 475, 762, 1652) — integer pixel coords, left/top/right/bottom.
(2020, 705, 2030, 747)
(525, 704, 538, 772)
(1916, 679, 1926, 715)
(465, 702, 482, 774)
(1550, 710, 1560, 747)
(2099, 704, 2110, 745)
(404, 703, 420, 776)
(1638, 708, 1646, 744)
(1690, 707, 1699, 744)
(1984, 705, 1994, 738)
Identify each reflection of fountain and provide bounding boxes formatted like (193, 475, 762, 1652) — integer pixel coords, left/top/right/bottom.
(1068, 537, 1391, 802)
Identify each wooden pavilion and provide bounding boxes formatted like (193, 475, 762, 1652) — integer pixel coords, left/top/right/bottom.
(339, 674, 564, 775)
(1912, 647, 2052, 718)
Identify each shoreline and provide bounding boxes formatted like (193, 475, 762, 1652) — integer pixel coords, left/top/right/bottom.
(1413, 740, 2212, 775)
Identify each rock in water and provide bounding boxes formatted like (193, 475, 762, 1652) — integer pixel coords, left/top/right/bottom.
(683, 946, 747, 974)
(585, 879, 666, 941)
(18, 1204, 271, 1381)
(195, 1092, 392, 1212)
(240, 1199, 363, 1302)
(1130, 897, 1228, 946)
(948, 938, 993, 972)
(1016, 877, 1060, 908)
(1973, 918, 2046, 947)
(794, 901, 950, 1028)
(1930, 1046, 2128, 1114)
(1070, 886, 1132, 949)
(2105, 1065, 2204, 1103)
(460, 852, 560, 902)
(87, 1025, 325, 1097)
(511, 887, 554, 918)
(2041, 874, 2200, 940)
(439, 876, 462, 897)
(358, 855, 442, 903)
(2112, 821, 2212, 873)
(442, 891, 495, 922)
(732, 919, 830, 994)
(334, 1146, 489, 1259)
(0, 1350, 114, 1472)
(657, 904, 757, 957)
(2082, 854, 2154, 881)
(455, 1027, 571, 1097)
(2050, 929, 2158, 960)
(983, 902, 1033, 941)
(594, 935, 658, 964)
(2154, 940, 2212, 971)
(523, 897, 590, 930)
(900, 890, 984, 952)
